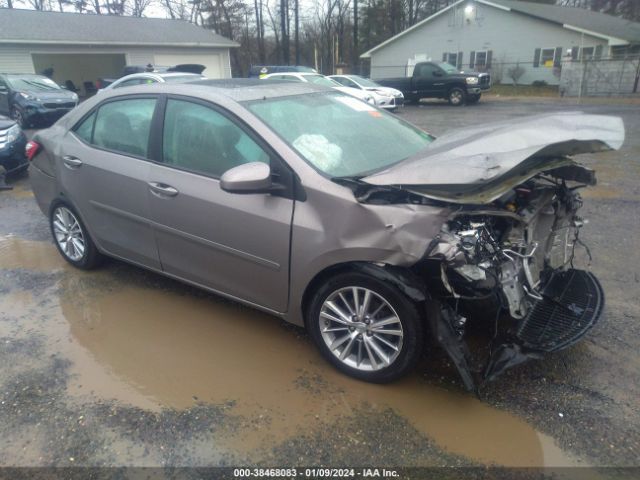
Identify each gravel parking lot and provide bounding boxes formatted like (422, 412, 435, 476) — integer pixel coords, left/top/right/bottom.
(0, 97, 638, 476)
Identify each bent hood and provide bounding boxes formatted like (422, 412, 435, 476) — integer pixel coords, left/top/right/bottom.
(361, 112, 624, 204)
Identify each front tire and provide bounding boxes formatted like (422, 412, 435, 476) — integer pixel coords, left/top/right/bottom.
(11, 106, 27, 129)
(307, 271, 424, 383)
(448, 87, 466, 106)
(50, 203, 102, 269)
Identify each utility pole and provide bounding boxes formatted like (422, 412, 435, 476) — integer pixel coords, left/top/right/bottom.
(353, 0, 359, 73)
(295, 0, 300, 65)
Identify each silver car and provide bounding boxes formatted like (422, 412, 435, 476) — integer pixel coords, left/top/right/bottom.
(28, 80, 624, 389)
(99, 72, 205, 92)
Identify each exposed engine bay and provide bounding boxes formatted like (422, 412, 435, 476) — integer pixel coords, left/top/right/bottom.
(337, 112, 623, 390)
(420, 175, 604, 391)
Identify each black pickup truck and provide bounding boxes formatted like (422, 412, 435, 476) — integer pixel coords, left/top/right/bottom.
(376, 61, 491, 106)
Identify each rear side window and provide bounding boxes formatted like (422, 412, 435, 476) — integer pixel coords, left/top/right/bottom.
(74, 111, 96, 143)
(162, 99, 270, 178)
(91, 98, 156, 157)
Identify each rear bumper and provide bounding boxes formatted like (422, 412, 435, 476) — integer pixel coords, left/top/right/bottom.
(29, 164, 57, 216)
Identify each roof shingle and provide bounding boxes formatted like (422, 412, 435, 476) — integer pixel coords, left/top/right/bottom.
(0, 8, 238, 47)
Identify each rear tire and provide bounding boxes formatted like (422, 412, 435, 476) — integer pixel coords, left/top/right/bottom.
(306, 271, 424, 383)
(50, 202, 102, 270)
(448, 87, 466, 106)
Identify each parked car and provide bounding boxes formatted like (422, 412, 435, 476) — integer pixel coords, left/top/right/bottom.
(98, 72, 206, 93)
(0, 73, 79, 128)
(98, 64, 206, 90)
(0, 115, 27, 175)
(28, 80, 623, 390)
(329, 74, 404, 110)
(261, 72, 374, 104)
(376, 61, 491, 106)
(248, 65, 317, 78)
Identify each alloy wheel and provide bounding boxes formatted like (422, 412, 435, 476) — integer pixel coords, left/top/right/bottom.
(11, 108, 24, 128)
(449, 90, 463, 105)
(52, 206, 86, 262)
(319, 286, 404, 371)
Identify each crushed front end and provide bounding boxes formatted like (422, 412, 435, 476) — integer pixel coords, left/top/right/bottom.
(421, 178, 604, 390)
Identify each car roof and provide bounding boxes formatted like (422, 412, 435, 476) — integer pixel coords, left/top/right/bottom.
(99, 78, 331, 103)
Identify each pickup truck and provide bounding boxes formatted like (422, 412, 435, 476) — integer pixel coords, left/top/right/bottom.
(376, 61, 491, 106)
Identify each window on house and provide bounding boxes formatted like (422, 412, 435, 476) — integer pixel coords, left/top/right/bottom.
(475, 51, 488, 68)
(541, 48, 556, 67)
(442, 52, 462, 69)
(580, 47, 595, 60)
(534, 47, 563, 68)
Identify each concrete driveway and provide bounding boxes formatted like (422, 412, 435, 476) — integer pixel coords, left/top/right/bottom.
(0, 97, 638, 476)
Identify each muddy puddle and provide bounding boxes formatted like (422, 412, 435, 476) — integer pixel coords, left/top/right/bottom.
(0, 236, 67, 272)
(0, 237, 583, 467)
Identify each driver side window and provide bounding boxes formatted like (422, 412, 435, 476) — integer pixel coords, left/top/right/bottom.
(162, 99, 270, 178)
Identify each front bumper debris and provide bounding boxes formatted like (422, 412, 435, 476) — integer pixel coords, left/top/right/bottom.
(430, 269, 605, 392)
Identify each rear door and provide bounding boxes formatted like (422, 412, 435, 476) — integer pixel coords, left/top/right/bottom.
(148, 96, 294, 312)
(56, 96, 161, 269)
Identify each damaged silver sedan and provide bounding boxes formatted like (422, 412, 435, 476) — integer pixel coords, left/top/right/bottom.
(28, 80, 624, 389)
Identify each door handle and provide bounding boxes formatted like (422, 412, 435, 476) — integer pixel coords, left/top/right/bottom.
(148, 181, 179, 197)
(62, 155, 83, 168)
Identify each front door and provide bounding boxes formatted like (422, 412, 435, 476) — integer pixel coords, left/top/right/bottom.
(413, 63, 446, 97)
(56, 96, 161, 269)
(148, 97, 294, 312)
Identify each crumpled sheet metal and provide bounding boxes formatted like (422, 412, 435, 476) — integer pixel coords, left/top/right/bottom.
(362, 112, 625, 187)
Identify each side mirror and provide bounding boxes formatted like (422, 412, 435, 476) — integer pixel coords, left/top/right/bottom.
(433, 71, 443, 77)
(220, 162, 273, 194)
(0, 85, 7, 93)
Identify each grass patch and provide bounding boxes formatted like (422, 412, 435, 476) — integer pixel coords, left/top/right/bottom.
(489, 84, 559, 97)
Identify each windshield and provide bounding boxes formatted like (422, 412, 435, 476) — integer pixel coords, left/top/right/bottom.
(7, 75, 62, 91)
(437, 62, 460, 74)
(351, 76, 380, 88)
(245, 92, 433, 177)
(303, 75, 341, 87)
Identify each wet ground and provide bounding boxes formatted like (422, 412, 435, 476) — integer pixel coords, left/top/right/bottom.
(0, 98, 638, 476)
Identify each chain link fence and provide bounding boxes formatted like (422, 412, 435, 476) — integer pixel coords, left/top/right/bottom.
(559, 56, 640, 97)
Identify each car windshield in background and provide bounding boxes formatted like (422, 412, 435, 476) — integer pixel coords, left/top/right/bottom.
(437, 62, 459, 74)
(7, 75, 62, 91)
(352, 76, 380, 88)
(162, 75, 202, 83)
(304, 75, 340, 87)
(246, 92, 433, 177)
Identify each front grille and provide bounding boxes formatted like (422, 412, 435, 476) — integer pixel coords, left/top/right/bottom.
(516, 269, 604, 352)
(479, 75, 491, 86)
(0, 128, 9, 149)
(43, 102, 75, 109)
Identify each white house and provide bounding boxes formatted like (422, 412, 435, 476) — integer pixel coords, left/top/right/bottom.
(0, 9, 238, 93)
(361, 0, 640, 85)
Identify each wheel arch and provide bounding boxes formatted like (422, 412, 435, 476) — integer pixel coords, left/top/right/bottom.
(300, 261, 429, 329)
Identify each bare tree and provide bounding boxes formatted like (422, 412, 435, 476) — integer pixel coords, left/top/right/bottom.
(507, 62, 526, 86)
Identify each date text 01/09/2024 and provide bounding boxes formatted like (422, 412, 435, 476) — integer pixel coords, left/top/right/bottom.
(233, 468, 400, 477)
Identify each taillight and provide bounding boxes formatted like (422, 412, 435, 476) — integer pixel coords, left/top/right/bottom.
(25, 140, 41, 161)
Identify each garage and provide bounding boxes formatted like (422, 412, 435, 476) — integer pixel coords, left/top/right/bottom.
(31, 53, 126, 93)
(0, 9, 238, 97)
